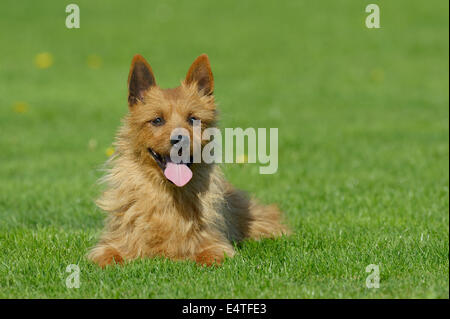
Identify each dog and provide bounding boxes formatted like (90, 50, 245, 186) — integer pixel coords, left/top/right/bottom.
(88, 54, 290, 267)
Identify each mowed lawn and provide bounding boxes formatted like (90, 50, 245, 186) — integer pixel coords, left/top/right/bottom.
(0, 0, 448, 298)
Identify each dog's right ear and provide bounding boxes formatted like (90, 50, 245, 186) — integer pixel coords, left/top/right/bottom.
(127, 54, 156, 107)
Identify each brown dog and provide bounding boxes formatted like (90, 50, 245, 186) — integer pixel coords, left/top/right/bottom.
(88, 54, 289, 267)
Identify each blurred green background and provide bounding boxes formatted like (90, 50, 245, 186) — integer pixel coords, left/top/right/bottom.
(0, 0, 448, 298)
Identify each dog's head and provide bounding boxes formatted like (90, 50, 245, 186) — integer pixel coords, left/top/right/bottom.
(124, 54, 217, 187)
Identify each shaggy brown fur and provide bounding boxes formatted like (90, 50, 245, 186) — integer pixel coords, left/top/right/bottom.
(88, 54, 290, 267)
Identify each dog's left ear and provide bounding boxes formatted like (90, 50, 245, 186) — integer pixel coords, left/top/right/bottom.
(185, 54, 214, 95)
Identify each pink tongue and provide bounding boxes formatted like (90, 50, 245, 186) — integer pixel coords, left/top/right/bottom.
(164, 162, 193, 187)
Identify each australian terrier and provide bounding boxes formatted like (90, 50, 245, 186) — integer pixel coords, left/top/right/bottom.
(88, 54, 289, 267)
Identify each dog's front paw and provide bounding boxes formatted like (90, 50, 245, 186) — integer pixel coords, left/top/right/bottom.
(195, 250, 224, 266)
(88, 245, 123, 268)
(195, 246, 234, 267)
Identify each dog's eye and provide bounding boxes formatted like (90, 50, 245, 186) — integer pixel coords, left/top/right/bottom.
(150, 117, 165, 126)
(188, 116, 198, 125)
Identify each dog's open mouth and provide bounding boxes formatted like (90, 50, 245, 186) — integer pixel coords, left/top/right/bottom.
(148, 148, 193, 187)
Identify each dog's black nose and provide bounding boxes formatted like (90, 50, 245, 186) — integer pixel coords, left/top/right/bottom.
(170, 135, 188, 146)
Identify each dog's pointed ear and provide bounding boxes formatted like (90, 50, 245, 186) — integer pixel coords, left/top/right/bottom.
(185, 54, 214, 95)
(128, 54, 156, 106)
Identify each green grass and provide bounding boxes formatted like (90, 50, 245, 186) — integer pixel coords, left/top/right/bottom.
(0, 0, 448, 298)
